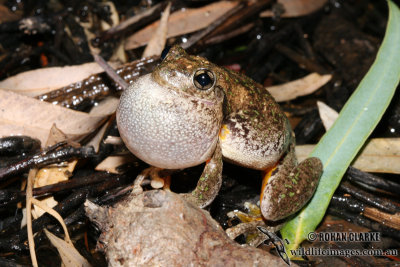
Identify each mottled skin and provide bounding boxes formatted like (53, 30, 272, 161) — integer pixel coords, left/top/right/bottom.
(117, 46, 323, 221)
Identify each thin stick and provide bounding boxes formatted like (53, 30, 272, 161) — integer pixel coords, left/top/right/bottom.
(364, 207, 400, 231)
(93, 53, 129, 90)
(26, 168, 38, 267)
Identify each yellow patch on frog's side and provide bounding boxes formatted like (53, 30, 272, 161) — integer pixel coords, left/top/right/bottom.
(260, 164, 277, 202)
(219, 124, 230, 141)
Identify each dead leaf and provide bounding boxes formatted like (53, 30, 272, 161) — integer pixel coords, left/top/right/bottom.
(260, 0, 328, 18)
(33, 162, 76, 191)
(104, 1, 127, 63)
(44, 230, 91, 267)
(32, 161, 76, 218)
(33, 125, 76, 218)
(95, 155, 136, 174)
(296, 138, 400, 174)
(104, 136, 123, 145)
(79, 97, 119, 152)
(45, 124, 69, 146)
(142, 2, 171, 58)
(125, 1, 238, 50)
(89, 96, 119, 116)
(86, 119, 111, 153)
(317, 101, 339, 131)
(0, 90, 114, 147)
(267, 73, 331, 102)
(0, 5, 20, 23)
(0, 61, 119, 97)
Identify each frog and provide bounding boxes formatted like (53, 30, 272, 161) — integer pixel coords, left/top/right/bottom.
(116, 45, 323, 222)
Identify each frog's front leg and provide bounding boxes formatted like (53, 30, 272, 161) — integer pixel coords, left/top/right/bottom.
(181, 141, 223, 208)
(260, 143, 323, 221)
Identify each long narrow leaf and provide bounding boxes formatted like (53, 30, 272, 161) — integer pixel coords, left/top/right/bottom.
(281, 0, 400, 254)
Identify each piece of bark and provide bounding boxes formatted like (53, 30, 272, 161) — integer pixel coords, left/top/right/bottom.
(85, 190, 292, 267)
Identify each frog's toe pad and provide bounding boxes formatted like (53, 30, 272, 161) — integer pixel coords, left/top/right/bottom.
(261, 157, 323, 221)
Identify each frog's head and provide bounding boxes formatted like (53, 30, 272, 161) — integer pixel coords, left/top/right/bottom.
(152, 45, 225, 104)
(116, 46, 224, 169)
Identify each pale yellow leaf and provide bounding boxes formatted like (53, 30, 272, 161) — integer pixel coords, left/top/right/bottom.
(32, 198, 90, 267)
(32, 161, 77, 218)
(296, 138, 400, 174)
(33, 125, 77, 218)
(103, 136, 123, 145)
(267, 73, 331, 102)
(95, 155, 136, 174)
(44, 229, 91, 267)
(125, 1, 238, 50)
(317, 101, 339, 131)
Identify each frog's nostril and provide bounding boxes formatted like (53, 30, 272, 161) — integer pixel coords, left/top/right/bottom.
(193, 69, 215, 90)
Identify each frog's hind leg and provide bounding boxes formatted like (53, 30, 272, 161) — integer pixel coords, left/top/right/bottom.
(181, 142, 223, 208)
(132, 144, 222, 208)
(260, 144, 323, 221)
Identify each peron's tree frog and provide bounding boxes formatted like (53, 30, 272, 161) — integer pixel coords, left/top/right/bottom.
(116, 46, 323, 221)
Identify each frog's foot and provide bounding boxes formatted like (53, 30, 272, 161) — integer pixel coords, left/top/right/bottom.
(226, 202, 285, 247)
(261, 156, 323, 221)
(181, 142, 223, 208)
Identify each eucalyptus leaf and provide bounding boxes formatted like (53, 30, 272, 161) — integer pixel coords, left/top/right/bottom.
(281, 0, 400, 255)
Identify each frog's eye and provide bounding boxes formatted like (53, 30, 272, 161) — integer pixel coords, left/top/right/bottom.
(161, 46, 171, 60)
(193, 69, 215, 90)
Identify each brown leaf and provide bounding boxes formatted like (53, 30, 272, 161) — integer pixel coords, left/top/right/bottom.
(124, 1, 238, 50)
(0, 61, 120, 97)
(267, 73, 331, 102)
(0, 5, 20, 23)
(260, 0, 328, 18)
(0, 90, 115, 147)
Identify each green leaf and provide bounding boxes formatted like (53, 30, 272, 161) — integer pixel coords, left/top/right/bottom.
(281, 0, 400, 255)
